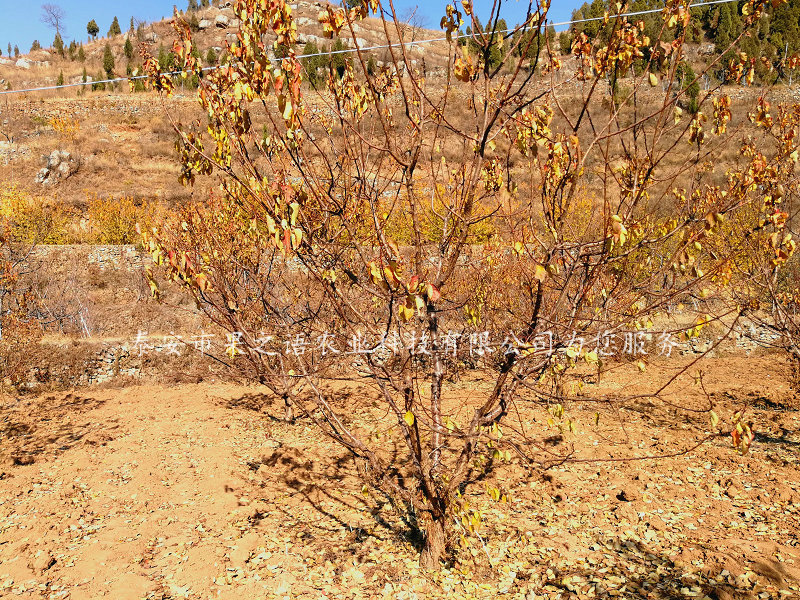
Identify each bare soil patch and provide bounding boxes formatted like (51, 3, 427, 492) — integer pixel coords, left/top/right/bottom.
(0, 355, 798, 599)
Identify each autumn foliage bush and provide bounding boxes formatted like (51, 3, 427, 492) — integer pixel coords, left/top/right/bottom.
(0, 188, 161, 246)
(0, 216, 43, 389)
(141, 0, 789, 568)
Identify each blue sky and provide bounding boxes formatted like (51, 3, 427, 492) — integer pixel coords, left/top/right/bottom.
(0, 0, 582, 55)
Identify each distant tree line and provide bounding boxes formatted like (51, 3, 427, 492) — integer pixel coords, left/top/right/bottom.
(564, 0, 800, 82)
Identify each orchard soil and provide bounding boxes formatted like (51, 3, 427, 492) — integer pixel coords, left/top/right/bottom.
(1, 354, 799, 599)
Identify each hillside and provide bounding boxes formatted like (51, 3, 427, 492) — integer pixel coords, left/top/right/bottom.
(0, 1, 451, 92)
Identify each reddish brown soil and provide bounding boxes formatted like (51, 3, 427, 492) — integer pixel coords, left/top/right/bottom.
(0, 355, 799, 599)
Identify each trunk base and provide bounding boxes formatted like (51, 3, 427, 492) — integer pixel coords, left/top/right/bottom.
(283, 395, 294, 422)
(419, 517, 447, 570)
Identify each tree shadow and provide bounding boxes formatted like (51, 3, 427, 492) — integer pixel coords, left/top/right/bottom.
(0, 393, 112, 465)
(245, 438, 425, 559)
(546, 534, 798, 600)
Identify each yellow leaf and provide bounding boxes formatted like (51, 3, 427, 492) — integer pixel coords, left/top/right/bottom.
(649, 72, 659, 87)
(534, 264, 547, 282)
(585, 350, 599, 364)
(403, 410, 415, 427)
(399, 302, 415, 322)
(710, 410, 719, 428)
(291, 228, 303, 249)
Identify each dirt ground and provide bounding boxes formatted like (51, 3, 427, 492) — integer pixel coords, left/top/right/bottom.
(0, 354, 799, 599)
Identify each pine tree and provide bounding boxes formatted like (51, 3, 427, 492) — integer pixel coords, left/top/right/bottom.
(103, 43, 115, 77)
(82, 66, 87, 82)
(68, 40, 77, 60)
(108, 16, 122, 37)
(13, 45, 19, 57)
(206, 47, 218, 65)
(56, 70, 64, 86)
(78, 45, 85, 62)
(6, 43, 10, 56)
(53, 33, 64, 56)
(124, 38, 134, 60)
(92, 71, 105, 91)
(188, 0, 199, 11)
(301, 41, 323, 87)
(201, 0, 210, 6)
(87, 19, 99, 39)
(130, 17, 135, 32)
(30, 40, 41, 52)
(329, 38, 350, 79)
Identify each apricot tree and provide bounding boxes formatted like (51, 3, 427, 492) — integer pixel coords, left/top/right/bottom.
(142, 0, 781, 567)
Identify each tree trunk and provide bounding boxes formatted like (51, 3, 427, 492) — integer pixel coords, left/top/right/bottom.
(282, 393, 294, 422)
(419, 515, 447, 570)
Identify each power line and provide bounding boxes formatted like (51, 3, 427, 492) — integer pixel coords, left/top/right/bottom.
(0, 0, 739, 97)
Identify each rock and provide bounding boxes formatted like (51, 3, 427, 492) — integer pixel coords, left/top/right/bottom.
(15, 59, 31, 69)
(0, 58, 11, 65)
(144, 32, 158, 43)
(35, 167, 52, 185)
(296, 16, 315, 27)
(226, 33, 237, 45)
(355, 37, 368, 48)
(30, 551, 55, 574)
(48, 149, 62, 168)
(199, 19, 213, 30)
(698, 43, 715, 56)
(299, 34, 324, 47)
(215, 14, 230, 28)
(36, 149, 76, 185)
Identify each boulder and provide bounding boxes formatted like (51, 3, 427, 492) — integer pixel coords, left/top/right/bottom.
(48, 150, 62, 169)
(57, 161, 72, 177)
(198, 19, 213, 30)
(36, 149, 76, 185)
(15, 59, 31, 69)
(215, 14, 230, 28)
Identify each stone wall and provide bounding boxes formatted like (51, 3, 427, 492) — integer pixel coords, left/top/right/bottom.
(27, 244, 147, 271)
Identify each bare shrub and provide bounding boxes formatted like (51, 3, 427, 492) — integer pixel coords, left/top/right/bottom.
(142, 0, 781, 567)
